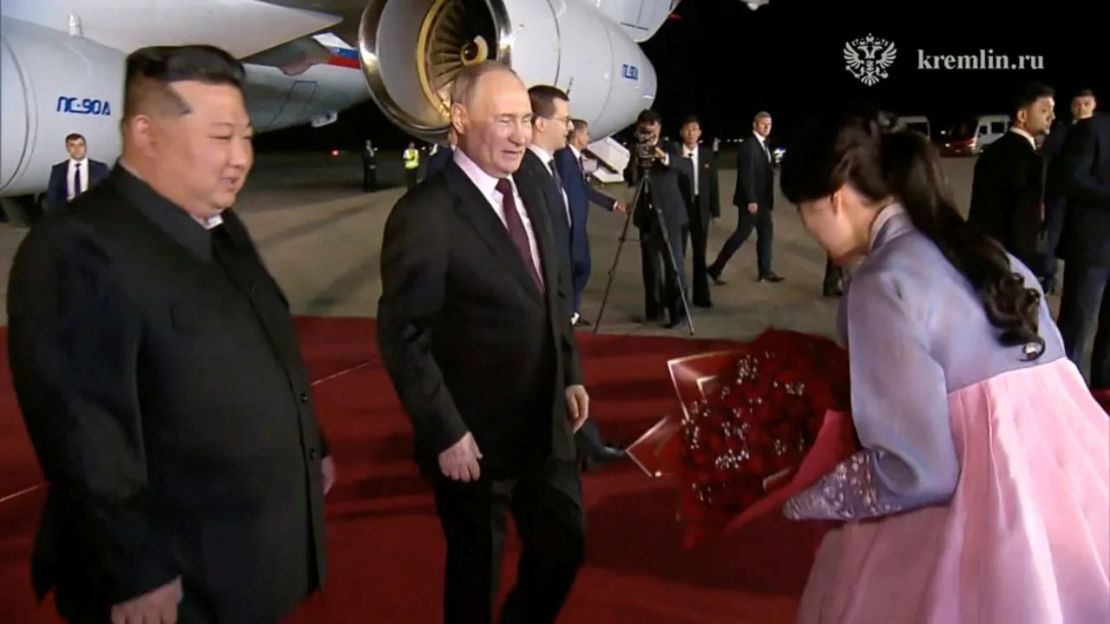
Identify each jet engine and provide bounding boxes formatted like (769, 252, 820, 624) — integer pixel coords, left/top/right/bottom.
(357, 0, 659, 142)
(1, 18, 124, 196)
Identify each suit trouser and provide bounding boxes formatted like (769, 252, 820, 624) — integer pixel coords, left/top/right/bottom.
(431, 458, 586, 624)
(362, 165, 377, 192)
(574, 418, 606, 452)
(686, 198, 712, 304)
(571, 246, 590, 315)
(1057, 261, 1110, 389)
(640, 221, 687, 319)
(710, 205, 773, 277)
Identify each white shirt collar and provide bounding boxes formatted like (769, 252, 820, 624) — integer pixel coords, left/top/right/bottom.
(683, 143, 698, 157)
(753, 131, 767, 144)
(453, 145, 512, 199)
(527, 144, 555, 167)
(869, 203, 906, 251)
(1009, 126, 1037, 150)
(69, 157, 89, 166)
(203, 214, 224, 230)
(569, 145, 582, 160)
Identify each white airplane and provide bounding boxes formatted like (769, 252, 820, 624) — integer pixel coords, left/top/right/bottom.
(0, 0, 693, 211)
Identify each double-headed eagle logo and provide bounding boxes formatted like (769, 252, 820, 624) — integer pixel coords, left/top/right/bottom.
(844, 34, 897, 86)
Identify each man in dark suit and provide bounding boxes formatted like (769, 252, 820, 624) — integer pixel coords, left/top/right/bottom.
(968, 83, 1056, 268)
(521, 88, 626, 471)
(45, 133, 111, 212)
(1042, 89, 1098, 291)
(708, 111, 783, 284)
(361, 139, 378, 192)
(377, 61, 589, 624)
(556, 118, 625, 327)
(626, 109, 690, 328)
(1055, 112, 1110, 389)
(425, 127, 456, 180)
(520, 85, 575, 322)
(8, 45, 334, 624)
(675, 115, 720, 308)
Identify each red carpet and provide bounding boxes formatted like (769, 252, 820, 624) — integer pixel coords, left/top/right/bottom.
(0, 318, 824, 623)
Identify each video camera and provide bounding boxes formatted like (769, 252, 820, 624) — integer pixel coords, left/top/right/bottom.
(633, 125, 659, 172)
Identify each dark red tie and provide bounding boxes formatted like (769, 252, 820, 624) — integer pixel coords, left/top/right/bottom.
(495, 178, 544, 292)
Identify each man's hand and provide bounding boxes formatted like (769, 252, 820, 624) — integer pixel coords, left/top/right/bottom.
(322, 455, 337, 495)
(439, 433, 483, 482)
(613, 201, 627, 214)
(747, 202, 759, 215)
(565, 385, 590, 432)
(110, 577, 182, 624)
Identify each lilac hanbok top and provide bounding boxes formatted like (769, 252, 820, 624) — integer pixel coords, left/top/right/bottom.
(784, 204, 1066, 520)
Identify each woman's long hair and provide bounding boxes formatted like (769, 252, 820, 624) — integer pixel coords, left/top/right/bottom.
(780, 110, 1044, 359)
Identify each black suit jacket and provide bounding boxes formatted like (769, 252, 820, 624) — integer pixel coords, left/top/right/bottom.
(46, 159, 111, 212)
(676, 144, 721, 222)
(518, 149, 573, 315)
(425, 145, 454, 180)
(7, 167, 328, 621)
(1057, 114, 1110, 265)
(968, 131, 1044, 259)
(733, 135, 774, 210)
(624, 140, 688, 233)
(377, 158, 583, 478)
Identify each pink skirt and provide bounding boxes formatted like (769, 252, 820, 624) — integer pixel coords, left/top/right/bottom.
(796, 357, 1110, 623)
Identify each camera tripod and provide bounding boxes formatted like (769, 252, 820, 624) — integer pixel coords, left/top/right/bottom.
(593, 168, 695, 336)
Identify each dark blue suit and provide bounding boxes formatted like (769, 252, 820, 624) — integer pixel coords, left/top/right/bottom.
(1040, 120, 1073, 281)
(1054, 113, 1110, 388)
(709, 134, 776, 278)
(554, 147, 617, 315)
(46, 159, 110, 212)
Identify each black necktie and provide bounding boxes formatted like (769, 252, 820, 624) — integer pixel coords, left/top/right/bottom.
(71, 163, 82, 198)
(548, 159, 570, 225)
(548, 159, 565, 194)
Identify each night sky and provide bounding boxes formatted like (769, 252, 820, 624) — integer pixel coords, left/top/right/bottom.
(254, 0, 1109, 152)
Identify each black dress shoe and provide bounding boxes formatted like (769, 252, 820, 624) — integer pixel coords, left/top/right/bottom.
(823, 286, 843, 297)
(582, 444, 627, 472)
(664, 313, 687, 329)
(574, 317, 592, 327)
(758, 272, 784, 283)
(707, 269, 727, 285)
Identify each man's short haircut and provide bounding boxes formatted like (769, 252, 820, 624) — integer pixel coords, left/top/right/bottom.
(1010, 82, 1055, 119)
(1075, 88, 1096, 99)
(528, 84, 569, 122)
(754, 111, 772, 122)
(123, 44, 245, 121)
(65, 133, 85, 144)
(637, 109, 661, 126)
(570, 118, 589, 134)
(681, 115, 700, 128)
(449, 60, 518, 108)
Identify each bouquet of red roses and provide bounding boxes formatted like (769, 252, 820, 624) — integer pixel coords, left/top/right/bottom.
(627, 328, 860, 547)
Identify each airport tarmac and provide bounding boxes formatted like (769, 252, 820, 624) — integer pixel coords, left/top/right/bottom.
(0, 150, 1062, 345)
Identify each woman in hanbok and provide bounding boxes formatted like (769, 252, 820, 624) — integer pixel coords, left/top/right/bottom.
(777, 110, 1109, 623)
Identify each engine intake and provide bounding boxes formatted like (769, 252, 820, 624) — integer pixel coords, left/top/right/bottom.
(358, 0, 657, 142)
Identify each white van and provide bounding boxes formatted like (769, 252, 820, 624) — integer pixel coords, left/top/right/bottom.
(897, 115, 932, 138)
(942, 114, 1011, 155)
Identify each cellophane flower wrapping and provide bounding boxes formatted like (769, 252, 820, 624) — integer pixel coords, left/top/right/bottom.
(644, 329, 860, 547)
